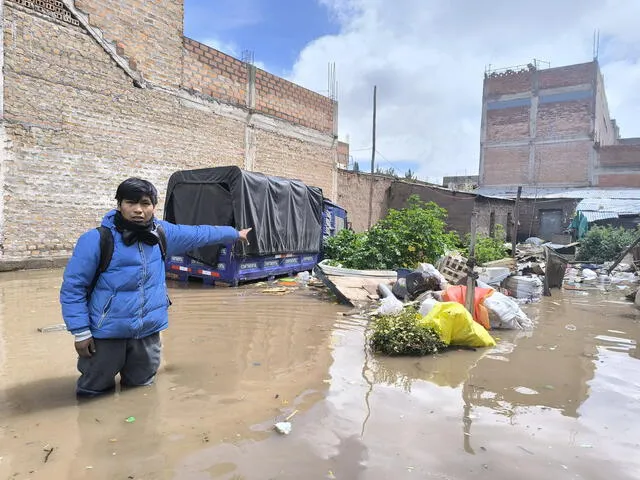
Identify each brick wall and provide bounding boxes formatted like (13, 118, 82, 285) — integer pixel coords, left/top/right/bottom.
(597, 144, 640, 187)
(1, 3, 337, 261)
(484, 70, 532, 97)
(481, 61, 600, 188)
(253, 130, 334, 196)
(536, 100, 591, 137)
(535, 141, 592, 185)
(181, 37, 335, 134)
(387, 181, 478, 235)
(182, 38, 247, 106)
(74, 0, 184, 87)
(255, 69, 334, 134)
(482, 147, 529, 185)
(336, 171, 513, 238)
(598, 145, 640, 168)
(337, 141, 349, 168)
(537, 62, 595, 90)
(336, 170, 392, 232)
(517, 198, 578, 241)
(594, 70, 616, 146)
(598, 175, 640, 187)
(475, 198, 513, 238)
(486, 106, 530, 141)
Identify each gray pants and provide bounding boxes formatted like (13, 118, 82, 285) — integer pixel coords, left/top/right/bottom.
(77, 333, 162, 397)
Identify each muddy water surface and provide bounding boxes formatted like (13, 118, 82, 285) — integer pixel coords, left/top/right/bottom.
(0, 270, 639, 480)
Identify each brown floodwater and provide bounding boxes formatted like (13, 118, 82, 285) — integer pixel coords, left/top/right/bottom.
(0, 270, 639, 480)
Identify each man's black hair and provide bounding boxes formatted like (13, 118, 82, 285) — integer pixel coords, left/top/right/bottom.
(115, 178, 159, 206)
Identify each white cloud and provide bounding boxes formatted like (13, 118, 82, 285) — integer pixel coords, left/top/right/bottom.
(290, 0, 640, 182)
(200, 37, 241, 57)
(199, 39, 269, 74)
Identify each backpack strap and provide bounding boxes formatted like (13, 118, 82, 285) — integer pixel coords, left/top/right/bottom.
(156, 223, 167, 262)
(88, 224, 167, 297)
(89, 226, 114, 295)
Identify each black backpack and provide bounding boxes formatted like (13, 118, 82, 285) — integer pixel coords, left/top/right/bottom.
(89, 225, 167, 293)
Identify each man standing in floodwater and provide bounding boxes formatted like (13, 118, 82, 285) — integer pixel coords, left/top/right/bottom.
(60, 178, 251, 397)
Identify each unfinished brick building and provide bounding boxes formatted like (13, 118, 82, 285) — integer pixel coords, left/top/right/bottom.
(480, 60, 640, 188)
(0, 0, 340, 266)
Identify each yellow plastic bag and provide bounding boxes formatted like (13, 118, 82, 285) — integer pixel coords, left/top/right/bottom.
(419, 302, 496, 348)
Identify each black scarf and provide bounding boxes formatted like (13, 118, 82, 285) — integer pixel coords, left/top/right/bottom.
(114, 211, 161, 247)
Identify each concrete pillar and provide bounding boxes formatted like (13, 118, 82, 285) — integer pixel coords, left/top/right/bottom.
(244, 64, 257, 171)
(0, 0, 6, 258)
(527, 70, 539, 184)
(331, 100, 339, 201)
(478, 86, 488, 186)
(527, 95, 538, 183)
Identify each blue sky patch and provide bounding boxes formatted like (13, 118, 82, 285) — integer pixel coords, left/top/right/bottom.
(184, 0, 338, 74)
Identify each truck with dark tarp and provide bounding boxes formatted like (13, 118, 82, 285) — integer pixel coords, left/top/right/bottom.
(163, 166, 346, 286)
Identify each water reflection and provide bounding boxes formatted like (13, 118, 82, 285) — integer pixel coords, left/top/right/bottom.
(366, 293, 640, 468)
(2, 269, 640, 479)
(0, 270, 342, 480)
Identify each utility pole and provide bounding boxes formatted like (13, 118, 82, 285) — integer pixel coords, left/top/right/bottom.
(512, 186, 522, 258)
(465, 210, 478, 315)
(367, 86, 377, 229)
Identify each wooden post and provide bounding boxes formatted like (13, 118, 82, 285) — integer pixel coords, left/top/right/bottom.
(465, 210, 478, 315)
(511, 186, 522, 258)
(367, 86, 377, 229)
(607, 233, 640, 274)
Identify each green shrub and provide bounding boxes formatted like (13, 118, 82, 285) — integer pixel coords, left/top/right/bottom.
(461, 224, 509, 265)
(369, 307, 446, 356)
(323, 195, 459, 270)
(576, 226, 637, 263)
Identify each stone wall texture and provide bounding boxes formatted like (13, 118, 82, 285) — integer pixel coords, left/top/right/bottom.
(0, 0, 338, 263)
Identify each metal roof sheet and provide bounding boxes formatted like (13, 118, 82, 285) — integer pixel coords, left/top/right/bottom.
(474, 187, 640, 200)
(576, 198, 640, 215)
(582, 211, 619, 222)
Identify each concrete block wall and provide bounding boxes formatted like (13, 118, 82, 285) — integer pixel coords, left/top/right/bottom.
(0, 1, 338, 263)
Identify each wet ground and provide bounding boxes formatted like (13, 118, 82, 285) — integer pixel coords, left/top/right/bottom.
(0, 270, 639, 480)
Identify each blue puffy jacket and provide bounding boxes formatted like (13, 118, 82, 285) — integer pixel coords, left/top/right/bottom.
(60, 210, 239, 339)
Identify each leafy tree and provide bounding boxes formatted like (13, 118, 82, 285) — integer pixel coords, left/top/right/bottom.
(324, 195, 459, 270)
(352, 161, 360, 172)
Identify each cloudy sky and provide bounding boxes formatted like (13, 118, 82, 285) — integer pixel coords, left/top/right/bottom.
(185, 0, 640, 183)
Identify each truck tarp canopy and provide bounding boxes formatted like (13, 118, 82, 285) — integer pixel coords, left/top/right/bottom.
(164, 166, 324, 265)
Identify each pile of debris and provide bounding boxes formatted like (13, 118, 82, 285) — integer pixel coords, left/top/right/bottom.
(314, 236, 640, 355)
(315, 256, 535, 356)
